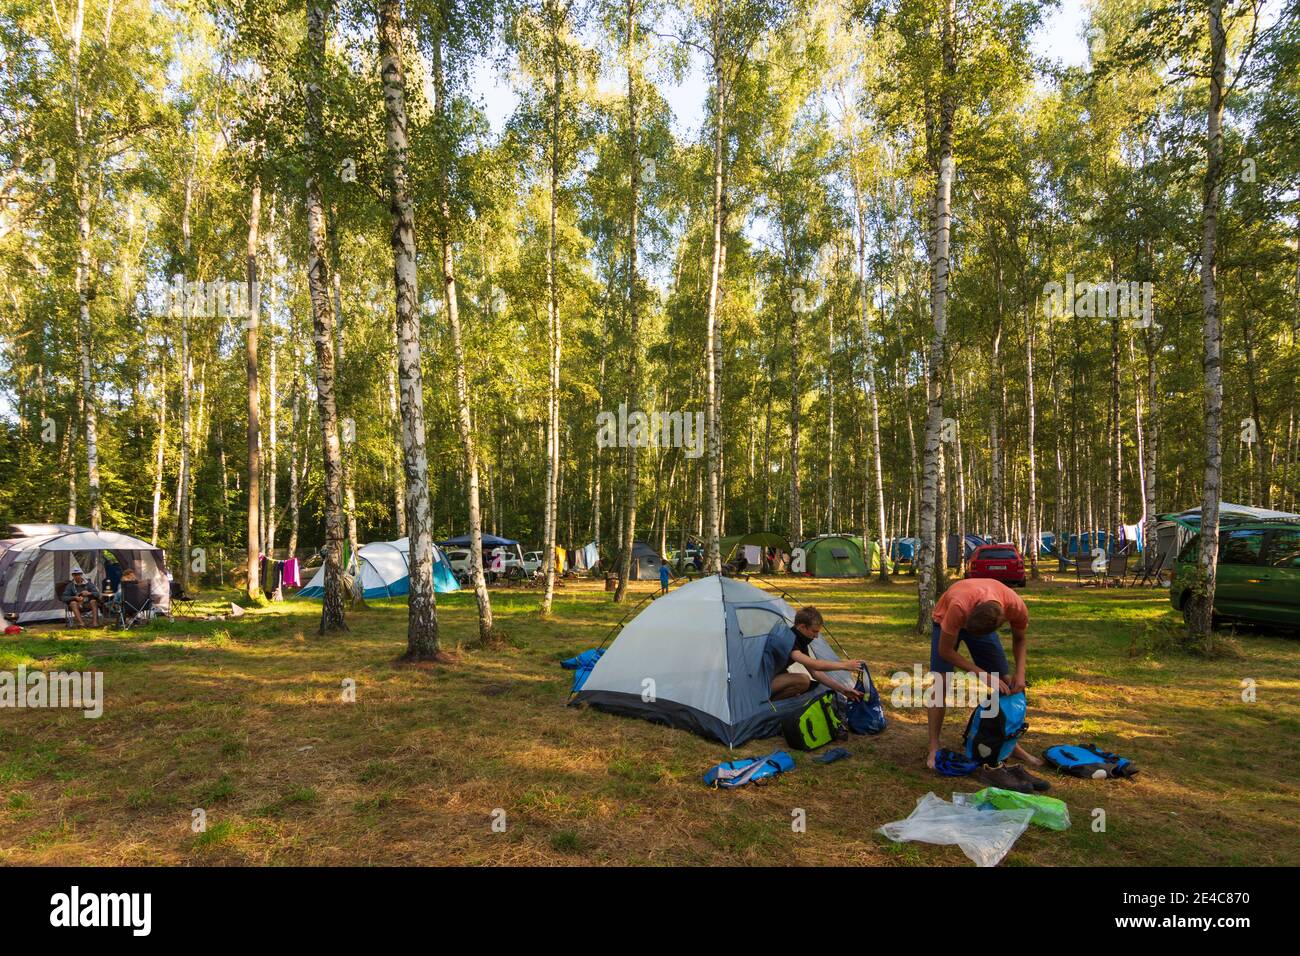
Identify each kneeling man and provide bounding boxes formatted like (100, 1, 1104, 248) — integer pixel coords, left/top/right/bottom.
(766, 606, 865, 702)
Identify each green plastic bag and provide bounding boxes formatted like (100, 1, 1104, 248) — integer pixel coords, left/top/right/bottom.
(960, 787, 1071, 831)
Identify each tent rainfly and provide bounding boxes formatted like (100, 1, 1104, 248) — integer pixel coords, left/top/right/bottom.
(573, 574, 852, 746)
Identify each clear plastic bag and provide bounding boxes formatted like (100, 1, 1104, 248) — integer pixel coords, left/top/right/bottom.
(877, 792, 1035, 867)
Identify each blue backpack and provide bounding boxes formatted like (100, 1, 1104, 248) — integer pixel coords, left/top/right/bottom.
(845, 667, 886, 735)
(1044, 744, 1139, 779)
(963, 691, 1027, 766)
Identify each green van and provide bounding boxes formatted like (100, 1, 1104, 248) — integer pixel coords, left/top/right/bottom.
(1170, 521, 1300, 630)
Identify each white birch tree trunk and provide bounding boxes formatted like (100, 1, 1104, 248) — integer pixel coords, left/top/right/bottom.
(305, 0, 346, 632)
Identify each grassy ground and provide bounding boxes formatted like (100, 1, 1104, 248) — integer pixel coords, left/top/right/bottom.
(1, 574, 1297, 866)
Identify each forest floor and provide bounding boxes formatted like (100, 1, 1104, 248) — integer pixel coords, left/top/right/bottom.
(2, 574, 1297, 866)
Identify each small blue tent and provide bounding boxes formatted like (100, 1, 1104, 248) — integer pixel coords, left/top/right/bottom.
(890, 537, 920, 564)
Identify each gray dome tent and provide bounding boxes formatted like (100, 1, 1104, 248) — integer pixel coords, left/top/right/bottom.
(624, 539, 666, 580)
(573, 575, 852, 746)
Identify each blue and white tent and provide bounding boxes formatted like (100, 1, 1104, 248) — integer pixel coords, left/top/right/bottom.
(297, 538, 458, 599)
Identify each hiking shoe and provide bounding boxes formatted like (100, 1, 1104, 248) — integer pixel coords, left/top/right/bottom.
(975, 765, 1035, 794)
(1006, 764, 1051, 792)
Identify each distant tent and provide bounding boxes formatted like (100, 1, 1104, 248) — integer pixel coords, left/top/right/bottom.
(298, 538, 458, 598)
(0, 524, 171, 624)
(626, 540, 666, 580)
(946, 534, 991, 568)
(573, 574, 852, 746)
(800, 535, 868, 577)
(848, 536, 893, 573)
(719, 532, 793, 569)
(889, 537, 920, 565)
(1064, 532, 1114, 556)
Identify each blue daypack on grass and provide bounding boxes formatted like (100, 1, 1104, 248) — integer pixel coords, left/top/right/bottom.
(845, 667, 887, 735)
(963, 691, 1027, 766)
(703, 751, 795, 788)
(1043, 744, 1139, 779)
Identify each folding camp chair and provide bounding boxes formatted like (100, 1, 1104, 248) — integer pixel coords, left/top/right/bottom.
(169, 580, 198, 619)
(1129, 550, 1163, 587)
(1106, 554, 1128, 585)
(1074, 556, 1103, 586)
(56, 580, 75, 626)
(117, 581, 154, 630)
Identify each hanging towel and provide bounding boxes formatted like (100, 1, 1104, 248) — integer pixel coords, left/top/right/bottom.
(282, 557, 300, 588)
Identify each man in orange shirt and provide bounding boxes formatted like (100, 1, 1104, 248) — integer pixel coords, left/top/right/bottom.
(927, 577, 1042, 770)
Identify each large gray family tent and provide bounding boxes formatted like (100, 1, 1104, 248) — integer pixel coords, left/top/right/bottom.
(0, 524, 171, 624)
(573, 574, 852, 746)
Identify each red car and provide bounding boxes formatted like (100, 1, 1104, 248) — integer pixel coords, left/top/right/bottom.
(966, 543, 1026, 587)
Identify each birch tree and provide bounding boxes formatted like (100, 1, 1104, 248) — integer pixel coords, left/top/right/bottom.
(304, 0, 346, 632)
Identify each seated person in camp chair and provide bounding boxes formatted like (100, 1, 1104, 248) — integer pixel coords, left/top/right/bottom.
(926, 577, 1043, 770)
(106, 568, 138, 611)
(62, 568, 104, 627)
(766, 606, 867, 702)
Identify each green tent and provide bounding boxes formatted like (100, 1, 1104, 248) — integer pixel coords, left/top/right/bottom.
(800, 535, 869, 577)
(719, 531, 793, 568)
(849, 536, 893, 573)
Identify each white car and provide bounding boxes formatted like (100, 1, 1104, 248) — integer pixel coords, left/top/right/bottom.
(523, 551, 543, 575)
(446, 549, 472, 574)
(486, 548, 525, 576)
